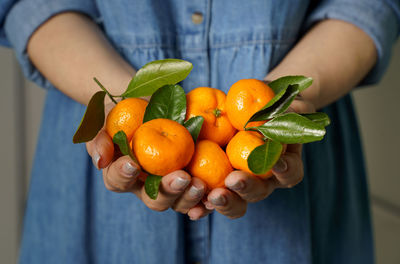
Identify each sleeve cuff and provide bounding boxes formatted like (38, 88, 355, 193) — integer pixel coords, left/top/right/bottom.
(305, 0, 400, 85)
(4, 0, 99, 89)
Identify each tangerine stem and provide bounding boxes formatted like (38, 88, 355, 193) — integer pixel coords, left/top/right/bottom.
(213, 108, 221, 117)
(93, 77, 118, 104)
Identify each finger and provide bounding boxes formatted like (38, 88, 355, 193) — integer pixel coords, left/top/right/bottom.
(205, 188, 247, 219)
(172, 177, 207, 214)
(288, 98, 316, 113)
(272, 144, 304, 188)
(225, 170, 276, 203)
(140, 170, 191, 212)
(102, 155, 141, 192)
(187, 203, 213, 221)
(86, 129, 114, 169)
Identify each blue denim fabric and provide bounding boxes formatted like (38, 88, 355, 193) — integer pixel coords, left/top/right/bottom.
(1, 0, 400, 263)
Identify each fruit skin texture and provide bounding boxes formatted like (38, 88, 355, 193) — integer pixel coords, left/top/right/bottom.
(106, 98, 148, 141)
(186, 87, 236, 146)
(226, 79, 275, 130)
(226, 130, 273, 179)
(187, 140, 233, 189)
(132, 118, 195, 176)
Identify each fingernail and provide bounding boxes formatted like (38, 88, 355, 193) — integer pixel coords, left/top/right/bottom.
(171, 177, 190, 191)
(273, 158, 287, 173)
(204, 201, 215, 210)
(210, 195, 226, 206)
(122, 162, 139, 178)
(227, 180, 245, 191)
(188, 185, 204, 199)
(92, 151, 100, 169)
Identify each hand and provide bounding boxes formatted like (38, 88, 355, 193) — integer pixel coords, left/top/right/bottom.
(85, 103, 211, 219)
(203, 97, 315, 219)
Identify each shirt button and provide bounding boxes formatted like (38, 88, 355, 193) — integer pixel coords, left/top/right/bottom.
(191, 12, 204, 24)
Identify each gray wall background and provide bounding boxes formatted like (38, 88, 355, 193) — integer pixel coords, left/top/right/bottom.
(1, 41, 400, 263)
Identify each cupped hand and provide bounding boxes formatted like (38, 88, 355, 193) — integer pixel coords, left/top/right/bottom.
(85, 102, 211, 219)
(203, 97, 315, 219)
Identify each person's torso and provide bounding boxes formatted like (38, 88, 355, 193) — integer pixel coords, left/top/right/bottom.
(94, 0, 311, 91)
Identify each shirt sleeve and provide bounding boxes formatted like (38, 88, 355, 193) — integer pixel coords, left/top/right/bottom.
(0, 0, 14, 46)
(1, 0, 100, 89)
(305, 0, 400, 85)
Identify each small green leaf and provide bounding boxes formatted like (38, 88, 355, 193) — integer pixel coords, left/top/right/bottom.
(73, 91, 106, 143)
(184, 116, 204, 142)
(143, 84, 187, 124)
(258, 84, 293, 112)
(246, 85, 300, 125)
(123, 59, 193, 98)
(301, 112, 331, 127)
(248, 140, 283, 175)
(251, 112, 326, 144)
(269, 75, 313, 94)
(145, 174, 163, 200)
(112, 131, 137, 163)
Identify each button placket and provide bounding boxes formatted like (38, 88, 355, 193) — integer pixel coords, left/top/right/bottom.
(179, 1, 211, 88)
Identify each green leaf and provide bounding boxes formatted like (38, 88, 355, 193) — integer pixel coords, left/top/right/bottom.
(143, 84, 187, 124)
(301, 112, 331, 127)
(145, 174, 163, 200)
(73, 91, 106, 143)
(184, 116, 204, 142)
(246, 84, 300, 125)
(123, 59, 193, 98)
(248, 140, 283, 175)
(112, 131, 137, 163)
(250, 112, 326, 144)
(268, 75, 313, 94)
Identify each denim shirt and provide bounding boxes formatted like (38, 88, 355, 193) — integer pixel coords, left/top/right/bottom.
(1, 1, 400, 263)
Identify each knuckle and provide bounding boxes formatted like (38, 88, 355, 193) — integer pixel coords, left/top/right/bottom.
(105, 179, 132, 192)
(227, 215, 240, 219)
(103, 172, 134, 192)
(285, 180, 296, 188)
(219, 203, 233, 213)
(104, 182, 113, 191)
(104, 170, 136, 192)
(186, 193, 203, 202)
(243, 194, 265, 203)
(172, 205, 189, 214)
(286, 174, 303, 188)
(119, 181, 135, 191)
(225, 202, 247, 219)
(280, 176, 297, 188)
(239, 193, 256, 202)
(104, 181, 120, 192)
(238, 208, 248, 218)
(219, 202, 241, 216)
(227, 209, 247, 219)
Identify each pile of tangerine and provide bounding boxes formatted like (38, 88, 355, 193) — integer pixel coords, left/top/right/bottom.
(106, 79, 280, 190)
